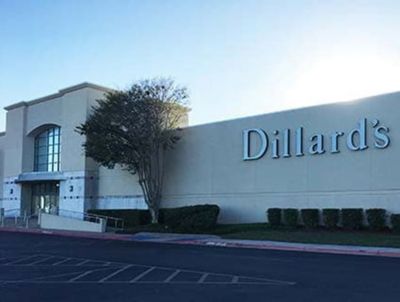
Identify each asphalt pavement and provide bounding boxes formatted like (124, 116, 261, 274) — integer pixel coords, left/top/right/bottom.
(0, 231, 399, 302)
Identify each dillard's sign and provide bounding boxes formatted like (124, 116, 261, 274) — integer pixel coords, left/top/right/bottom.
(243, 118, 390, 161)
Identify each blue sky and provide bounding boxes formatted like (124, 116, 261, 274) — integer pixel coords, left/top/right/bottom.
(1, 0, 400, 131)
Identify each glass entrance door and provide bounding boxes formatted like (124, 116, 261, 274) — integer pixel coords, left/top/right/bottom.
(31, 182, 59, 215)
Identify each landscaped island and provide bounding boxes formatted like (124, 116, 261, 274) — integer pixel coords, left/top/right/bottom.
(89, 205, 400, 248)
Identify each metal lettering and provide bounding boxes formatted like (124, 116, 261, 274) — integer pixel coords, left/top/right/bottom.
(347, 118, 368, 151)
(243, 128, 268, 161)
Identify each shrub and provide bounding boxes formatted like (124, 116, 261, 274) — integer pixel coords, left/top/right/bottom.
(341, 208, 364, 230)
(366, 209, 386, 231)
(301, 209, 320, 228)
(282, 209, 299, 227)
(391, 214, 400, 232)
(160, 204, 220, 232)
(322, 209, 340, 229)
(87, 209, 150, 228)
(267, 208, 282, 227)
(89, 205, 220, 232)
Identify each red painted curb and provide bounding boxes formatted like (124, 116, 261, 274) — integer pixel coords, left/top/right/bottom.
(2, 227, 400, 258)
(0, 227, 133, 241)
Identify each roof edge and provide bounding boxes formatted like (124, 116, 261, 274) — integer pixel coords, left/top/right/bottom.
(185, 89, 400, 130)
(4, 82, 114, 111)
(58, 82, 114, 94)
(4, 101, 28, 111)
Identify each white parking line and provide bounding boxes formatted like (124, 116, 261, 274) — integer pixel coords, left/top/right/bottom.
(0, 253, 297, 286)
(52, 258, 71, 266)
(4, 255, 38, 265)
(129, 267, 156, 283)
(99, 265, 133, 282)
(17, 270, 90, 283)
(198, 273, 209, 283)
(68, 270, 94, 282)
(28, 256, 54, 266)
(14, 253, 127, 267)
(163, 270, 181, 283)
(76, 260, 90, 266)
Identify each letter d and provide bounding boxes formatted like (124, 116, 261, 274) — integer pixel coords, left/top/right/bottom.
(347, 118, 368, 151)
(243, 128, 268, 160)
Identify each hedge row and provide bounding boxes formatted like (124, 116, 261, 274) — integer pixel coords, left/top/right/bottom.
(88, 204, 220, 232)
(159, 205, 220, 232)
(267, 208, 399, 231)
(88, 209, 150, 228)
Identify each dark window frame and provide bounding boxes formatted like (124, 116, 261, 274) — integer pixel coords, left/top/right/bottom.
(34, 127, 61, 172)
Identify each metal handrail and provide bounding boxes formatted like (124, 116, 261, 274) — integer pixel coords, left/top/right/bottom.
(23, 211, 38, 229)
(57, 208, 101, 223)
(86, 212, 125, 230)
(57, 208, 124, 230)
(3, 208, 21, 226)
(1, 208, 38, 228)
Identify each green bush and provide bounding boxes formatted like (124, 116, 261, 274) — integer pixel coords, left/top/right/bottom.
(391, 214, 400, 232)
(366, 209, 386, 231)
(267, 208, 282, 227)
(87, 209, 150, 228)
(160, 204, 220, 232)
(89, 205, 220, 232)
(301, 209, 320, 228)
(322, 209, 340, 229)
(341, 208, 364, 230)
(282, 209, 299, 227)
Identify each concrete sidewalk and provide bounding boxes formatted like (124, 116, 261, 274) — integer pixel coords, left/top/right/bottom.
(130, 232, 400, 258)
(2, 227, 400, 258)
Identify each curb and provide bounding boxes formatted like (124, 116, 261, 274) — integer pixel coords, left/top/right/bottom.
(0, 227, 133, 241)
(2, 227, 400, 258)
(177, 240, 400, 258)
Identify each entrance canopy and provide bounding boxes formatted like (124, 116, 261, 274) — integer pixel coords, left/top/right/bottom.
(15, 172, 66, 183)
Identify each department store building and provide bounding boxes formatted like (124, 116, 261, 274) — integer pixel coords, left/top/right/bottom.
(0, 83, 398, 223)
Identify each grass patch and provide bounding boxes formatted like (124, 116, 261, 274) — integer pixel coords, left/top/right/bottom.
(212, 224, 400, 248)
(118, 223, 400, 248)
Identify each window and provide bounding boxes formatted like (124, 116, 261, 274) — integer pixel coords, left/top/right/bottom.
(34, 127, 60, 172)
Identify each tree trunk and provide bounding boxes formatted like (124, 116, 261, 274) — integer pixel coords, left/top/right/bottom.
(149, 207, 159, 224)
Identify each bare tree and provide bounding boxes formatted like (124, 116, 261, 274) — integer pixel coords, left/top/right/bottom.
(77, 78, 189, 223)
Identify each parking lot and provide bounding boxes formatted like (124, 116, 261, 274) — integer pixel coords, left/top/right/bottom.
(1, 231, 400, 301)
(0, 253, 293, 285)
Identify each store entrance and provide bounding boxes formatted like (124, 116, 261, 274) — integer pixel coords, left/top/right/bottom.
(31, 182, 59, 215)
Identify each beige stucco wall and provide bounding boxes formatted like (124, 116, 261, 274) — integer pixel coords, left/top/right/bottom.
(1, 83, 146, 213)
(3, 106, 26, 177)
(98, 166, 141, 196)
(162, 92, 400, 223)
(0, 133, 4, 202)
(3, 82, 400, 223)
(4, 88, 87, 175)
(1, 84, 113, 214)
(3, 84, 114, 176)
